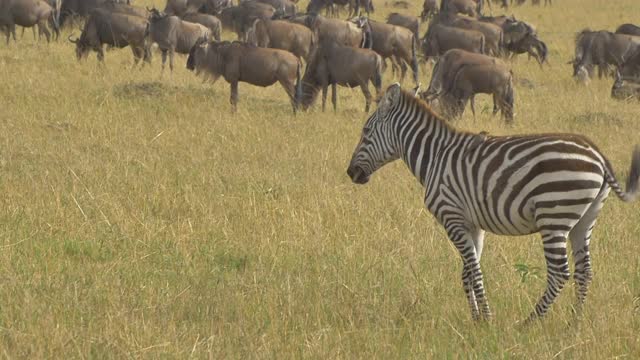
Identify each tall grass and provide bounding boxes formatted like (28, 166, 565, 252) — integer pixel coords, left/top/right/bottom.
(0, 0, 639, 357)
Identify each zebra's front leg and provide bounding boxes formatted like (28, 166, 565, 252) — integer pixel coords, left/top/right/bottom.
(446, 225, 491, 320)
(524, 230, 571, 324)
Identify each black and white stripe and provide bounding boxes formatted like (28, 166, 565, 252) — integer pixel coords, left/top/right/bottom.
(347, 84, 640, 322)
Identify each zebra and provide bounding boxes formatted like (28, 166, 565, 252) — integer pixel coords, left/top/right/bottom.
(346, 83, 640, 322)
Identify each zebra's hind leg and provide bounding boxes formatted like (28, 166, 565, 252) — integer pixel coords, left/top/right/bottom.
(525, 229, 571, 324)
(569, 187, 610, 315)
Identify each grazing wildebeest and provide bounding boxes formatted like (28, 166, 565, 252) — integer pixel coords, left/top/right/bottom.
(611, 70, 640, 100)
(354, 17, 418, 84)
(441, 13, 504, 56)
(440, 60, 514, 121)
(182, 11, 221, 40)
(306, 13, 369, 48)
(218, 1, 275, 40)
(300, 41, 383, 112)
(147, 8, 210, 73)
(347, 83, 640, 324)
(386, 12, 419, 39)
(420, 0, 438, 22)
(246, 18, 316, 61)
(481, 16, 547, 65)
(571, 29, 640, 80)
(68, 8, 149, 64)
(440, 0, 477, 17)
(254, 0, 297, 16)
(187, 39, 302, 113)
(422, 48, 506, 114)
(422, 23, 485, 60)
(615, 23, 640, 37)
(0, 0, 59, 44)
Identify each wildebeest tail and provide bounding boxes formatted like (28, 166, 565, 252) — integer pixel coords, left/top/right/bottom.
(504, 71, 515, 119)
(603, 146, 640, 202)
(411, 34, 419, 84)
(374, 54, 383, 90)
(480, 35, 486, 55)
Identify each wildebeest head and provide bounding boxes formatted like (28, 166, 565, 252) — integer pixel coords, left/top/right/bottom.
(187, 38, 209, 71)
(68, 33, 90, 61)
(612, 69, 640, 100)
(147, 7, 169, 23)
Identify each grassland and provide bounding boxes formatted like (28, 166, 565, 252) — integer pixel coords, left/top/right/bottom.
(0, 0, 639, 358)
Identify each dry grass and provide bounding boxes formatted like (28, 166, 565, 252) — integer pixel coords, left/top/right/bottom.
(0, 0, 639, 358)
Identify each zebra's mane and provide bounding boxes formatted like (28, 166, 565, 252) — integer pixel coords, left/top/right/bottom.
(397, 88, 460, 133)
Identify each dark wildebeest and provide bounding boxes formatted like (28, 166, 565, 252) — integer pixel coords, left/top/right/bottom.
(58, 0, 131, 26)
(300, 41, 383, 112)
(571, 29, 640, 81)
(182, 11, 221, 40)
(218, 1, 275, 40)
(354, 17, 418, 84)
(386, 12, 419, 39)
(440, 60, 514, 121)
(420, 0, 438, 22)
(164, 0, 232, 16)
(187, 39, 302, 113)
(441, 13, 504, 56)
(246, 18, 316, 61)
(422, 23, 485, 60)
(440, 0, 477, 17)
(147, 8, 210, 73)
(422, 49, 505, 113)
(480, 15, 547, 65)
(0, 0, 59, 43)
(306, 0, 370, 18)
(68, 8, 149, 64)
(253, 0, 297, 17)
(305, 13, 369, 48)
(611, 70, 640, 100)
(615, 23, 640, 37)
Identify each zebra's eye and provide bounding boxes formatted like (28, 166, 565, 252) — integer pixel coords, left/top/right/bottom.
(362, 126, 372, 135)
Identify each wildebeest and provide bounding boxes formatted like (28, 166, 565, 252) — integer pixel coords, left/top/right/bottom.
(305, 13, 369, 48)
(611, 70, 640, 100)
(218, 1, 275, 40)
(441, 13, 504, 56)
(439, 60, 514, 121)
(253, 0, 297, 16)
(58, 0, 131, 26)
(571, 29, 640, 80)
(100, 1, 148, 18)
(147, 8, 210, 73)
(420, 0, 438, 22)
(186, 39, 302, 113)
(386, 12, 419, 39)
(68, 8, 149, 64)
(422, 23, 485, 60)
(246, 18, 315, 61)
(354, 17, 418, 84)
(300, 41, 383, 112)
(163, 0, 232, 16)
(421, 49, 506, 113)
(615, 23, 640, 37)
(440, 0, 477, 17)
(0, 0, 59, 44)
(480, 15, 547, 65)
(182, 11, 221, 40)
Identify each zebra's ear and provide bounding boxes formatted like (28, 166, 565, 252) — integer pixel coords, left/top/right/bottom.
(378, 83, 402, 116)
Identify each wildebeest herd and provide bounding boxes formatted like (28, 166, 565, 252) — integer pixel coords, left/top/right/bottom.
(1, 0, 638, 114)
(1, 0, 639, 325)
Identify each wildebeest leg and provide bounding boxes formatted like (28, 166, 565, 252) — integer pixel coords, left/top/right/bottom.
(161, 50, 168, 74)
(321, 85, 328, 112)
(331, 83, 338, 112)
(281, 80, 297, 115)
(97, 46, 105, 62)
(492, 94, 499, 115)
(169, 50, 175, 73)
(230, 81, 239, 112)
(399, 58, 408, 83)
(470, 96, 476, 121)
(361, 83, 372, 113)
(131, 47, 143, 68)
(38, 22, 51, 43)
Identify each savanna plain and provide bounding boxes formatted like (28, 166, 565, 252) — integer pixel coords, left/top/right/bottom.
(0, 0, 639, 357)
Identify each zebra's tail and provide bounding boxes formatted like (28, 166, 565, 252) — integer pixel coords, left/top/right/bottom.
(604, 146, 640, 202)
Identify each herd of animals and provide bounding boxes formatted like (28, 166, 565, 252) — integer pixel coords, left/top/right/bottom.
(1, 0, 638, 116)
(2, 0, 640, 324)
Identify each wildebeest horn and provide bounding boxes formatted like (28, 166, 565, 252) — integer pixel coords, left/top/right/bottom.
(67, 34, 78, 44)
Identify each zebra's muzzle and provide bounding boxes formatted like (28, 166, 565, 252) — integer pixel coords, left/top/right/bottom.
(347, 165, 370, 184)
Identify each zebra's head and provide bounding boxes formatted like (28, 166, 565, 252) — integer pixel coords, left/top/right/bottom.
(347, 84, 403, 184)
